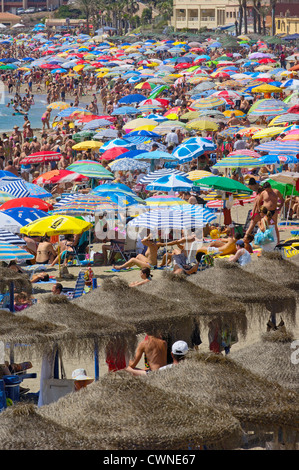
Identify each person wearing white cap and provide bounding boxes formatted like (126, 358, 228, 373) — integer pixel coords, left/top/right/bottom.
(159, 341, 189, 371)
(72, 369, 94, 391)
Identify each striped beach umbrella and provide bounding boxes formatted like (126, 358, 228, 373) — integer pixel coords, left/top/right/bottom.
(255, 141, 299, 155)
(24, 182, 52, 199)
(66, 161, 114, 180)
(0, 180, 30, 198)
(248, 99, 290, 116)
(33, 169, 89, 185)
(227, 149, 262, 159)
(51, 194, 117, 215)
(0, 243, 34, 261)
(145, 195, 188, 208)
(172, 143, 205, 163)
(139, 169, 187, 185)
(0, 229, 26, 245)
(191, 96, 227, 109)
(168, 204, 217, 224)
(0, 190, 14, 204)
(212, 155, 264, 169)
(269, 114, 299, 126)
(20, 151, 61, 165)
(110, 158, 149, 171)
(127, 209, 203, 230)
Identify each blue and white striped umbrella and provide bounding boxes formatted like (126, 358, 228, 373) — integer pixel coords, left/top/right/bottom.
(99, 138, 136, 153)
(255, 141, 299, 155)
(0, 180, 30, 198)
(139, 169, 188, 185)
(0, 229, 26, 245)
(82, 119, 112, 130)
(127, 209, 204, 230)
(0, 242, 34, 261)
(168, 204, 217, 224)
(146, 173, 194, 192)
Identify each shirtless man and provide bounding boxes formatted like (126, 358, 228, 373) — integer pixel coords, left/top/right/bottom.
(35, 237, 57, 264)
(257, 181, 284, 243)
(197, 227, 237, 257)
(126, 333, 167, 376)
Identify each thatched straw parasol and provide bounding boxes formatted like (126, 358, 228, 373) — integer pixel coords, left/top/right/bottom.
(0, 309, 68, 357)
(243, 251, 299, 293)
(74, 278, 195, 343)
(137, 270, 248, 337)
(230, 329, 299, 391)
(21, 294, 137, 358)
(190, 259, 297, 321)
(39, 372, 243, 450)
(147, 351, 299, 449)
(0, 404, 102, 450)
(0, 267, 32, 295)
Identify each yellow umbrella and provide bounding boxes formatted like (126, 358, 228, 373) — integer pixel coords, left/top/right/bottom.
(251, 84, 282, 94)
(72, 141, 103, 150)
(123, 118, 158, 131)
(48, 101, 70, 111)
(223, 110, 245, 117)
(132, 125, 157, 132)
(187, 170, 213, 181)
(73, 64, 85, 72)
(186, 119, 218, 131)
(268, 116, 288, 126)
(252, 126, 287, 139)
(180, 111, 201, 120)
(20, 215, 92, 237)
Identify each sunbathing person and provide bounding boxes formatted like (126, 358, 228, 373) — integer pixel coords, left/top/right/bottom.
(196, 227, 238, 257)
(129, 267, 153, 287)
(126, 333, 167, 376)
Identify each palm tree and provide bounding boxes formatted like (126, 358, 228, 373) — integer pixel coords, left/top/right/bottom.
(242, 0, 248, 34)
(271, 0, 277, 36)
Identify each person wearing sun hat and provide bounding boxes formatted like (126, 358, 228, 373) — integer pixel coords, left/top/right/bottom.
(72, 369, 94, 391)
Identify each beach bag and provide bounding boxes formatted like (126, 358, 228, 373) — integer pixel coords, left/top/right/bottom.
(93, 252, 104, 266)
(42, 351, 75, 405)
(254, 227, 274, 246)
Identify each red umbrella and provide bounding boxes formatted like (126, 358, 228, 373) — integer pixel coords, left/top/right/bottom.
(287, 105, 299, 114)
(32, 169, 89, 185)
(20, 151, 61, 165)
(0, 197, 53, 212)
(99, 147, 129, 162)
(258, 58, 276, 64)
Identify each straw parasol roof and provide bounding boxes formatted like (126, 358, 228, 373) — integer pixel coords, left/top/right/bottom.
(39, 372, 243, 450)
(189, 259, 297, 320)
(137, 271, 248, 337)
(243, 250, 299, 293)
(0, 404, 101, 450)
(0, 267, 32, 295)
(74, 278, 195, 342)
(22, 294, 137, 357)
(230, 329, 299, 391)
(147, 351, 299, 447)
(0, 309, 68, 356)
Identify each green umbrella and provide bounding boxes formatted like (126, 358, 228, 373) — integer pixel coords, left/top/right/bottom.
(194, 176, 253, 194)
(268, 179, 299, 197)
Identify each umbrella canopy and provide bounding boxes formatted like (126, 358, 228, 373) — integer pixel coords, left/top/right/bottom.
(110, 158, 149, 172)
(20, 215, 92, 237)
(139, 169, 188, 185)
(127, 209, 204, 232)
(190, 259, 297, 319)
(33, 170, 88, 185)
(38, 371, 243, 450)
(145, 174, 194, 192)
(51, 194, 117, 215)
(66, 161, 114, 180)
(20, 151, 61, 165)
(72, 141, 103, 151)
(2, 208, 49, 230)
(248, 99, 289, 116)
(147, 351, 299, 444)
(255, 141, 299, 155)
(0, 197, 53, 212)
(194, 176, 253, 194)
(23, 182, 52, 199)
(0, 243, 34, 262)
(0, 229, 25, 245)
(230, 329, 299, 391)
(145, 195, 188, 208)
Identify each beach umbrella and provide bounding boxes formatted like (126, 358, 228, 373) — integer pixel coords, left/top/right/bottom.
(171, 144, 205, 163)
(145, 173, 194, 193)
(0, 191, 14, 204)
(0, 229, 25, 246)
(0, 179, 30, 198)
(187, 170, 213, 181)
(252, 127, 287, 140)
(169, 204, 218, 225)
(269, 114, 299, 126)
(212, 155, 264, 169)
(51, 194, 117, 216)
(118, 94, 145, 104)
(145, 195, 188, 208)
(139, 169, 188, 185)
(186, 119, 218, 131)
(191, 97, 226, 109)
(1, 207, 48, 229)
(47, 102, 70, 111)
(66, 161, 114, 180)
(231, 329, 299, 391)
(150, 121, 187, 136)
(183, 137, 216, 151)
(134, 150, 178, 171)
(23, 182, 52, 199)
(81, 119, 112, 130)
(111, 106, 139, 116)
(38, 368, 243, 450)
(72, 141, 103, 151)
(90, 190, 143, 207)
(20, 215, 92, 237)
(93, 129, 118, 140)
(190, 258, 296, 320)
(110, 158, 149, 172)
(248, 99, 289, 116)
(0, 243, 34, 262)
(123, 118, 158, 131)
(99, 138, 135, 153)
(99, 147, 130, 162)
(147, 351, 299, 448)
(255, 141, 299, 155)
(33, 170, 89, 185)
(194, 176, 253, 194)
(0, 197, 53, 212)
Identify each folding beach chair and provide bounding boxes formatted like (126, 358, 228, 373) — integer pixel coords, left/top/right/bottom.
(62, 270, 86, 299)
(107, 236, 137, 265)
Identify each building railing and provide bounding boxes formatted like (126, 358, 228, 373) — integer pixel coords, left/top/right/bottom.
(201, 16, 215, 21)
